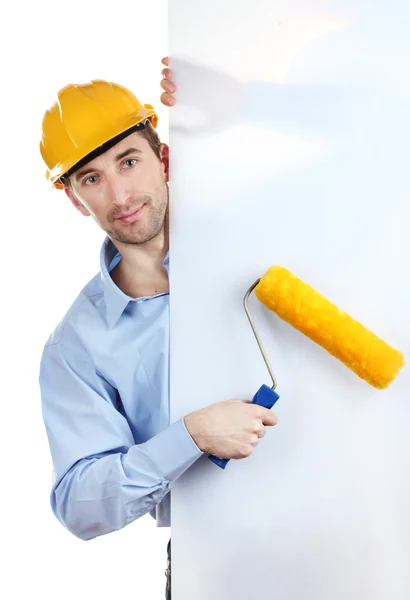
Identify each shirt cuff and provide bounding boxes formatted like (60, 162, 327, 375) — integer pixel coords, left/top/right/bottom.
(140, 417, 204, 482)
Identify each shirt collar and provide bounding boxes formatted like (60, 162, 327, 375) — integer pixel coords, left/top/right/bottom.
(99, 236, 170, 330)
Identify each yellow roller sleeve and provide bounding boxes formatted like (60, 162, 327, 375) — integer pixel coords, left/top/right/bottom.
(254, 266, 405, 389)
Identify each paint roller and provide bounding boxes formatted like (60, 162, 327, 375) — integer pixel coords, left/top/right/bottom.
(209, 265, 405, 469)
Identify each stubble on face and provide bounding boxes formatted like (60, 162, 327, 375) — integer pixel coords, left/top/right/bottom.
(100, 181, 168, 246)
(67, 131, 169, 248)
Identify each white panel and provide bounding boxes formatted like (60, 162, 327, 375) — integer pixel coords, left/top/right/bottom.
(169, 1, 410, 599)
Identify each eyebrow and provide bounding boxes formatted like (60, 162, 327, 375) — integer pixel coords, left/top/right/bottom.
(115, 147, 143, 161)
(74, 147, 142, 181)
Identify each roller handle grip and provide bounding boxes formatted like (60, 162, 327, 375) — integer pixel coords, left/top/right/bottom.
(208, 384, 280, 469)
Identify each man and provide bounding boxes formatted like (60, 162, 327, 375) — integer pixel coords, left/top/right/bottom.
(38, 59, 278, 598)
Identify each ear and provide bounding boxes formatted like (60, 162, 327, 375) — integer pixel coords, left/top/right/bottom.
(159, 143, 170, 183)
(64, 186, 91, 217)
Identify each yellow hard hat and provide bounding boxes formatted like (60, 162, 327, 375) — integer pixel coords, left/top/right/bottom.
(40, 80, 158, 189)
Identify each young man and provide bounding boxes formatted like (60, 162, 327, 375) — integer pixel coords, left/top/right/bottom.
(38, 59, 278, 598)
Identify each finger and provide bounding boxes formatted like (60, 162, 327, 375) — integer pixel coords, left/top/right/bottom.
(161, 56, 169, 66)
(161, 67, 173, 80)
(160, 92, 175, 107)
(252, 434, 260, 447)
(257, 426, 266, 438)
(160, 79, 176, 93)
(251, 419, 266, 436)
(259, 408, 278, 426)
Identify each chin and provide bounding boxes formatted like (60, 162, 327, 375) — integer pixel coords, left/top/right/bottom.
(111, 227, 163, 246)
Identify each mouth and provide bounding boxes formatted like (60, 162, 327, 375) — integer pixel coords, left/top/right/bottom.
(115, 204, 146, 224)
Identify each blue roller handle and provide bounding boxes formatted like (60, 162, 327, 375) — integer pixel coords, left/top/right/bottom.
(208, 384, 280, 469)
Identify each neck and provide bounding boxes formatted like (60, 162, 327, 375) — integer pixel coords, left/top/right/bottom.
(116, 227, 168, 273)
(110, 215, 170, 298)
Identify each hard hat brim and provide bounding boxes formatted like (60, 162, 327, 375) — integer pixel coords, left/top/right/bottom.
(47, 105, 157, 189)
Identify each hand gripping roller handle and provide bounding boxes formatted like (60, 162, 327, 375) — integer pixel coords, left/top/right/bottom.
(208, 279, 280, 469)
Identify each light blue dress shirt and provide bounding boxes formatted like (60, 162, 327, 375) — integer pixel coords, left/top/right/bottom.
(39, 237, 203, 541)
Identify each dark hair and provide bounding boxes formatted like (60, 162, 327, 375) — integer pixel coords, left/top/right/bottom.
(139, 119, 162, 160)
(60, 118, 162, 185)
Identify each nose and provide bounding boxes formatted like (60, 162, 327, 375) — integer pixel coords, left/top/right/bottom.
(105, 172, 131, 206)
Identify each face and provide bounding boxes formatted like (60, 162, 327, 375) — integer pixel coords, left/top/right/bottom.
(65, 132, 169, 246)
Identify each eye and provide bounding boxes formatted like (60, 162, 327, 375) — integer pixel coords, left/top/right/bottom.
(123, 158, 138, 168)
(83, 175, 99, 186)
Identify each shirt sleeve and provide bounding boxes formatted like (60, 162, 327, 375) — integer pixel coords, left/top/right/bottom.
(39, 335, 203, 541)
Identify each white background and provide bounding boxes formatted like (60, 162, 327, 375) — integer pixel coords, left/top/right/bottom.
(169, 1, 410, 599)
(1, 1, 170, 598)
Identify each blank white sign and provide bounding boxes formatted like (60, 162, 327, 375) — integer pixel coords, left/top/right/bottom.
(168, 1, 410, 598)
